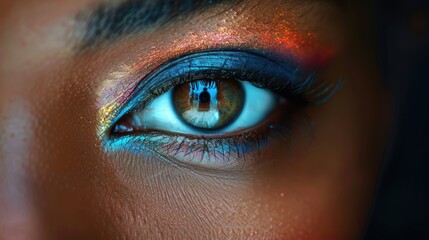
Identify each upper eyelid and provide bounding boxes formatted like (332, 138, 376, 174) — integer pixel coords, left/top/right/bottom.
(106, 50, 306, 131)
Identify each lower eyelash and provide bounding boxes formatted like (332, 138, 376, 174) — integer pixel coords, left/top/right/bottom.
(104, 108, 310, 174)
(106, 131, 271, 174)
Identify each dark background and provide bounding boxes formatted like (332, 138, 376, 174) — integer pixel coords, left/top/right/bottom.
(365, 0, 429, 239)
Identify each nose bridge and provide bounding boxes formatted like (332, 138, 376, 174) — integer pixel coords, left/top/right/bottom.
(0, 99, 43, 240)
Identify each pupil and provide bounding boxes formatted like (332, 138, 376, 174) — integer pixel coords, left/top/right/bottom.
(173, 80, 244, 130)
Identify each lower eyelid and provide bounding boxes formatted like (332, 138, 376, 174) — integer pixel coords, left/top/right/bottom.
(106, 133, 263, 172)
(104, 99, 302, 172)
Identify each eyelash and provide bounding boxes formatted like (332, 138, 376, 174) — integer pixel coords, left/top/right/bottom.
(103, 50, 339, 172)
(105, 114, 301, 174)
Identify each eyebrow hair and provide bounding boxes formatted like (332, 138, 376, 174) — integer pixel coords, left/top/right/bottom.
(77, 0, 238, 49)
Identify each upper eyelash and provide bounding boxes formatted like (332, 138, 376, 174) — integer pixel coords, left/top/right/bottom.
(107, 49, 339, 135)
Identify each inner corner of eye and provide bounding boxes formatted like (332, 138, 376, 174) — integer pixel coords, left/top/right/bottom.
(111, 113, 136, 135)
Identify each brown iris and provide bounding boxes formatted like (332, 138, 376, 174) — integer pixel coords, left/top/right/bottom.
(173, 80, 244, 130)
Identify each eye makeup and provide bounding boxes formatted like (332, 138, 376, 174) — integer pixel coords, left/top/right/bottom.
(100, 50, 339, 172)
(94, 0, 340, 137)
(94, 0, 342, 173)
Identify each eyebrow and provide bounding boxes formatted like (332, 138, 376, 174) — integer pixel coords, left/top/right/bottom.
(77, 0, 238, 49)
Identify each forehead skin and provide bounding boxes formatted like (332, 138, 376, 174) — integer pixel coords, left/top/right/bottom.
(0, 0, 386, 239)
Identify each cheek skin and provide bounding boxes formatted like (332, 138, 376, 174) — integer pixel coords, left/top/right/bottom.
(104, 151, 321, 239)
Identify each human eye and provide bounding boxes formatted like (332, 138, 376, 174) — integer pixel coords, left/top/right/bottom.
(103, 50, 339, 173)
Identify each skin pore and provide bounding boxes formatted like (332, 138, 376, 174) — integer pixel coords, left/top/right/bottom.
(0, 0, 388, 239)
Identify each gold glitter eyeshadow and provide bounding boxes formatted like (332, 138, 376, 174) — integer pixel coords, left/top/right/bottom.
(98, 101, 121, 136)
(96, 66, 137, 136)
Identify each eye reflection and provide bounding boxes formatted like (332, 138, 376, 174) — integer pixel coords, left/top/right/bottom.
(113, 80, 279, 136)
(173, 80, 244, 130)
